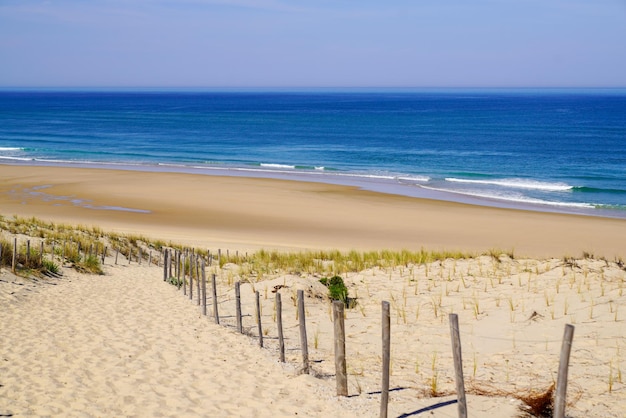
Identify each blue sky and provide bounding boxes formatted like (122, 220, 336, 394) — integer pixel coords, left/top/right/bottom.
(1, 0, 625, 88)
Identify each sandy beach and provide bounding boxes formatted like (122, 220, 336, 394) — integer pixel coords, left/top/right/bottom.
(1, 165, 625, 259)
(1, 164, 625, 417)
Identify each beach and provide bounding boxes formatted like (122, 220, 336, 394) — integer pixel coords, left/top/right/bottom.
(2, 165, 625, 259)
(1, 164, 625, 417)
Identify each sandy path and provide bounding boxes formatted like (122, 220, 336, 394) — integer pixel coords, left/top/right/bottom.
(0, 264, 354, 417)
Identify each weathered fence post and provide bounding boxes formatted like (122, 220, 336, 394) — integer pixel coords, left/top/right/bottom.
(148, 250, 152, 266)
(235, 281, 243, 333)
(62, 240, 66, 265)
(449, 313, 467, 418)
(256, 291, 263, 348)
(40, 241, 44, 265)
(101, 246, 107, 264)
(182, 253, 186, 295)
(26, 240, 30, 267)
(196, 258, 201, 306)
(555, 324, 575, 418)
(276, 292, 285, 362)
(163, 250, 168, 281)
(298, 289, 309, 374)
(189, 253, 194, 301)
(212, 273, 219, 324)
(381, 301, 391, 418)
(333, 300, 348, 396)
(12, 237, 17, 273)
(201, 259, 207, 316)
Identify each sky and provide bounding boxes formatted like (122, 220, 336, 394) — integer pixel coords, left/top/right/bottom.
(1, 0, 625, 88)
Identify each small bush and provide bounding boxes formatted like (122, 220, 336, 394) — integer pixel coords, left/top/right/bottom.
(320, 275, 348, 305)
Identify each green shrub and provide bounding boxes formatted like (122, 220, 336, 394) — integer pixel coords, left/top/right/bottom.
(320, 275, 348, 305)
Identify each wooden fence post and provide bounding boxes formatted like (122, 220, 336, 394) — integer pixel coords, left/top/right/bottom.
(298, 289, 309, 374)
(212, 273, 219, 324)
(555, 324, 575, 418)
(26, 240, 30, 267)
(163, 250, 168, 281)
(40, 241, 44, 265)
(148, 250, 152, 266)
(101, 246, 107, 264)
(182, 253, 186, 295)
(202, 259, 207, 316)
(235, 281, 243, 333)
(188, 254, 194, 301)
(381, 301, 391, 418)
(333, 301, 348, 396)
(196, 258, 201, 306)
(449, 313, 468, 418)
(256, 291, 263, 348)
(12, 237, 17, 273)
(276, 292, 285, 362)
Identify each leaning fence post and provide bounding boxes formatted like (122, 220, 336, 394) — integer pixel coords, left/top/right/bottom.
(256, 291, 263, 348)
(235, 281, 243, 333)
(381, 301, 391, 418)
(298, 289, 309, 374)
(333, 300, 348, 396)
(449, 313, 468, 418)
(555, 324, 575, 418)
(276, 292, 285, 362)
(212, 273, 219, 324)
(196, 258, 201, 306)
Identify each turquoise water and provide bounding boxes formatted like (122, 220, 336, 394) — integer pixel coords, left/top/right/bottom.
(1, 89, 625, 218)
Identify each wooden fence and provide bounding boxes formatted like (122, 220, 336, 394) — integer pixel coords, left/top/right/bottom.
(159, 247, 576, 418)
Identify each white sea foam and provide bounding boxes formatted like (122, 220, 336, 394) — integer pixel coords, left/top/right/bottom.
(314, 166, 325, 171)
(0, 147, 23, 151)
(445, 177, 573, 192)
(260, 163, 296, 169)
(423, 186, 594, 209)
(0, 156, 33, 161)
(397, 175, 430, 183)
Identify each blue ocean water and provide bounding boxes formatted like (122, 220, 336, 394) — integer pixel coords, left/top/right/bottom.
(1, 89, 625, 218)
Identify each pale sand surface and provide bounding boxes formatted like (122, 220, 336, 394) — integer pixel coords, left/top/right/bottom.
(2, 165, 626, 258)
(1, 248, 624, 417)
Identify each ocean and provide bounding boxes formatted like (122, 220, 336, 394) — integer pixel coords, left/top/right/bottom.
(1, 89, 625, 218)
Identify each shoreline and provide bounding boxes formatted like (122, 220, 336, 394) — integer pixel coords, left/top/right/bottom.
(3, 159, 625, 221)
(1, 164, 625, 259)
